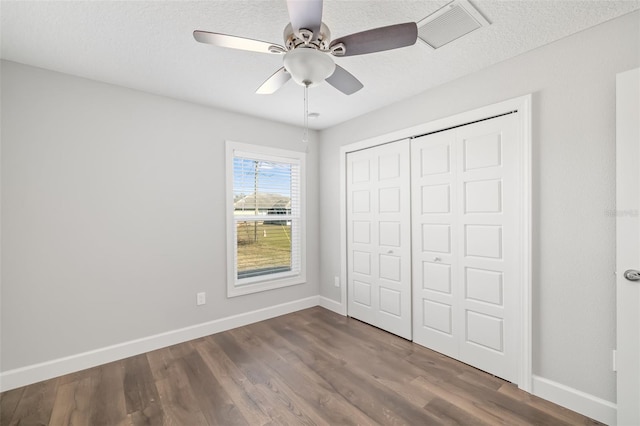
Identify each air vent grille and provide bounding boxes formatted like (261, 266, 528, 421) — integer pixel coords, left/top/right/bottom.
(417, 0, 489, 49)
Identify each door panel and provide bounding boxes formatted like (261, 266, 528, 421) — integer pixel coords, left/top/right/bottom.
(347, 140, 412, 339)
(412, 113, 519, 383)
(411, 130, 459, 356)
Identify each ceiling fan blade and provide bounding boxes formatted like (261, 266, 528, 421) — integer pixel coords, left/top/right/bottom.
(256, 67, 291, 94)
(286, 0, 323, 37)
(326, 65, 363, 95)
(330, 22, 418, 57)
(193, 31, 285, 54)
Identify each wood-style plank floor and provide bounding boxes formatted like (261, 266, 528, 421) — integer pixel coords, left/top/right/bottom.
(1, 307, 602, 425)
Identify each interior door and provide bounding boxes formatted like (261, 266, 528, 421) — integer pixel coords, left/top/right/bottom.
(616, 67, 640, 426)
(411, 113, 520, 383)
(347, 139, 412, 340)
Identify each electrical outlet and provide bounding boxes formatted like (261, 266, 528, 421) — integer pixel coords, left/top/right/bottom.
(196, 292, 206, 306)
(334, 276, 340, 288)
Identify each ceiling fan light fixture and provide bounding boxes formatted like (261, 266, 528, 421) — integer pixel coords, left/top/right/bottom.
(283, 48, 335, 87)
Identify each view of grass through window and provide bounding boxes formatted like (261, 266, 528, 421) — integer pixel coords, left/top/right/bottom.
(236, 221, 292, 278)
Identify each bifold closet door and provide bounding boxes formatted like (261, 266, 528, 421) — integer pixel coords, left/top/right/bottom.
(347, 139, 412, 340)
(411, 113, 520, 383)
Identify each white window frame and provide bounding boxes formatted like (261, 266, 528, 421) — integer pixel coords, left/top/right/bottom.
(226, 141, 306, 297)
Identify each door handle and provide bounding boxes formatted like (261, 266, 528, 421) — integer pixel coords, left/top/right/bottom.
(624, 269, 640, 282)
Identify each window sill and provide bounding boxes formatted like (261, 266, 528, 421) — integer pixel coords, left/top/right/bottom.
(227, 274, 306, 297)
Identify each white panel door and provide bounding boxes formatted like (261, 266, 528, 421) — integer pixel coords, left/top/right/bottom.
(410, 130, 458, 356)
(347, 140, 412, 339)
(616, 67, 640, 426)
(412, 113, 520, 383)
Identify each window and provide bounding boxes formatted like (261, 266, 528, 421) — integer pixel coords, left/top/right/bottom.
(226, 141, 306, 296)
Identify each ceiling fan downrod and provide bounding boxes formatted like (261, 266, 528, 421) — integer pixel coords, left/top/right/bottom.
(303, 84, 309, 144)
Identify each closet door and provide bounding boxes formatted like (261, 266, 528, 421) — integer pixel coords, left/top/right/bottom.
(347, 140, 412, 339)
(410, 130, 459, 356)
(412, 114, 520, 383)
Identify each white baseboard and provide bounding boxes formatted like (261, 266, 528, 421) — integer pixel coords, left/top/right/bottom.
(532, 375, 616, 425)
(0, 296, 319, 392)
(319, 296, 346, 315)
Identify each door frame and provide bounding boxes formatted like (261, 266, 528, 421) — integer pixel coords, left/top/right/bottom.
(339, 94, 533, 391)
(615, 67, 640, 426)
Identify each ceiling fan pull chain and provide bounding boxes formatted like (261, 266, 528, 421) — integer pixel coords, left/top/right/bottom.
(303, 84, 309, 145)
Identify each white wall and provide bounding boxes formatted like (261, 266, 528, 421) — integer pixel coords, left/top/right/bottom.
(0, 60, 319, 373)
(319, 11, 639, 404)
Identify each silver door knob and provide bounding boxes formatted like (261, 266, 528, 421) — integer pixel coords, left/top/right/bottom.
(624, 269, 640, 282)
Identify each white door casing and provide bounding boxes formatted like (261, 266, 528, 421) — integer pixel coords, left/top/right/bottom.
(411, 113, 520, 383)
(616, 67, 640, 426)
(346, 139, 412, 339)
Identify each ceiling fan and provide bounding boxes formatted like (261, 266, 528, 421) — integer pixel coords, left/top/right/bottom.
(193, 0, 418, 96)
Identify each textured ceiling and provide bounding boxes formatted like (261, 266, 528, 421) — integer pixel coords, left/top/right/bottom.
(2, 1, 639, 129)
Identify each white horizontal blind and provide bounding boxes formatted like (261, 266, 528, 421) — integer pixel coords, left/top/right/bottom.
(232, 150, 301, 285)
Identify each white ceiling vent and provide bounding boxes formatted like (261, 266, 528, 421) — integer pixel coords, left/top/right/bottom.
(417, 0, 490, 50)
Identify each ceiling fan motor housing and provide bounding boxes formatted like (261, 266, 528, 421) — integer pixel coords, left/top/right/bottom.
(284, 22, 331, 51)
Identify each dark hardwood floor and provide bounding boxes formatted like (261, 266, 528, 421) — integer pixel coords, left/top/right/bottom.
(1, 307, 602, 425)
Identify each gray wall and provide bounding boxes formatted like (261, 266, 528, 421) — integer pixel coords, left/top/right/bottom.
(318, 11, 639, 402)
(0, 60, 319, 371)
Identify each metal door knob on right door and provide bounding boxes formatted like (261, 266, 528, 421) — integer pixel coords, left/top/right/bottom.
(624, 269, 640, 281)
